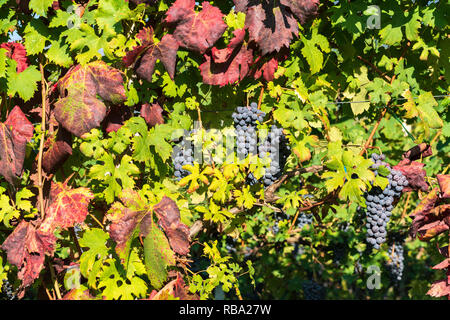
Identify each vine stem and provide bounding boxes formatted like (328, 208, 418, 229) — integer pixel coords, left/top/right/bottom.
(400, 192, 411, 222)
(47, 260, 62, 300)
(38, 63, 47, 220)
(257, 85, 264, 109)
(359, 108, 387, 156)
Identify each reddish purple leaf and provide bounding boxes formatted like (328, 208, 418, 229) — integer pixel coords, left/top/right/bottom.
(165, 0, 227, 54)
(199, 29, 253, 86)
(154, 196, 190, 256)
(42, 128, 72, 173)
(394, 159, 429, 192)
(141, 103, 165, 127)
(0, 42, 28, 73)
(103, 105, 132, 133)
(235, 0, 319, 55)
(1, 220, 56, 288)
(253, 56, 279, 82)
(427, 279, 450, 298)
(0, 106, 34, 185)
(402, 143, 433, 161)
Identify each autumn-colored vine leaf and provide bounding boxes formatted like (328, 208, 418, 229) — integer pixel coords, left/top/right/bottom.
(1, 220, 56, 288)
(427, 279, 450, 298)
(124, 27, 179, 81)
(437, 174, 450, 199)
(106, 189, 151, 267)
(42, 128, 72, 173)
(62, 287, 97, 300)
(0, 42, 28, 72)
(252, 56, 279, 82)
(394, 159, 429, 192)
(143, 222, 176, 290)
(200, 29, 253, 86)
(154, 196, 190, 256)
(147, 273, 198, 300)
(402, 143, 433, 161)
(235, 0, 319, 55)
(165, 0, 227, 54)
(136, 34, 179, 81)
(0, 105, 34, 186)
(140, 103, 165, 127)
(54, 61, 127, 137)
(38, 180, 94, 234)
(103, 105, 132, 133)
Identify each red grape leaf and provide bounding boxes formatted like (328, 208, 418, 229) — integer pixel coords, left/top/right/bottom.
(417, 220, 449, 241)
(1, 220, 56, 288)
(125, 28, 179, 81)
(154, 196, 190, 256)
(236, 0, 319, 55)
(393, 159, 429, 192)
(165, 0, 227, 54)
(38, 180, 94, 234)
(42, 128, 72, 173)
(141, 103, 165, 127)
(437, 174, 450, 199)
(427, 279, 450, 298)
(253, 56, 279, 82)
(106, 189, 155, 267)
(54, 61, 127, 137)
(103, 105, 132, 133)
(432, 259, 450, 270)
(0, 106, 34, 185)
(0, 42, 28, 73)
(199, 29, 253, 86)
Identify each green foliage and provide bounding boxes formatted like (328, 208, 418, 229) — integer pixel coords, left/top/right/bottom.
(0, 0, 448, 301)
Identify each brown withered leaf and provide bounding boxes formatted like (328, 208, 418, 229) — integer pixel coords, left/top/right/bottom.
(141, 103, 165, 127)
(154, 196, 191, 256)
(42, 128, 72, 173)
(437, 174, 450, 199)
(402, 143, 432, 161)
(0, 106, 34, 186)
(417, 220, 449, 241)
(38, 180, 94, 234)
(1, 220, 56, 288)
(427, 279, 450, 298)
(165, 0, 227, 54)
(394, 159, 429, 192)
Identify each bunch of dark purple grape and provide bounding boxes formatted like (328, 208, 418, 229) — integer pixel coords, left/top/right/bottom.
(258, 125, 291, 187)
(302, 280, 325, 300)
(386, 241, 405, 282)
(1, 279, 16, 300)
(364, 153, 409, 250)
(297, 212, 313, 229)
(232, 102, 265, 160)
(172, 130, 194, 180)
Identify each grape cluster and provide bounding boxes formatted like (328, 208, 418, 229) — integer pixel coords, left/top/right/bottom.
(172, 131, 194, 180)
(232, 102, 265, 160)
(302, 280, 325, 300)
(297, 212, 313, 229)
(386, 241, 405, 282)
(364, 153, 408, 249)
(258, 125, 291, 187)
(1, 279, 16, 300)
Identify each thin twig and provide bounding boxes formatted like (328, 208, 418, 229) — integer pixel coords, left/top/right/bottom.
(47, 260, 62, 300)
(359, 108, 387, 156)
(38, 63, 47, 219)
